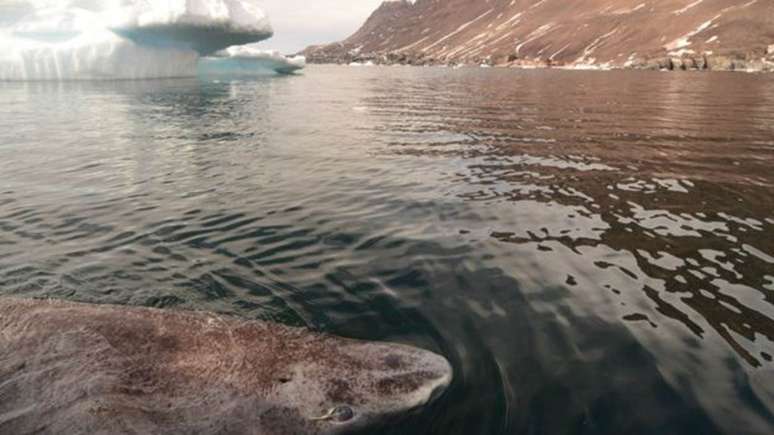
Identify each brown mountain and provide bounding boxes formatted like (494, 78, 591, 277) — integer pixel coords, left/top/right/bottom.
(303, 0, 774, 71)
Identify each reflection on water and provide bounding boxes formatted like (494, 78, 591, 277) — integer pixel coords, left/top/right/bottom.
(1, 67, 773, 434)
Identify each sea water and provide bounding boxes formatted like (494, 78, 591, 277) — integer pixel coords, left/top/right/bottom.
(1, 66, 773, 435)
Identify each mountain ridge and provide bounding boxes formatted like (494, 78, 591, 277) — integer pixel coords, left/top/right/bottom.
(303, 0, 774, 71)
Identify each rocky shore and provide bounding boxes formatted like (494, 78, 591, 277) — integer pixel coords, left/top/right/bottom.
(304, 45, 774, 73)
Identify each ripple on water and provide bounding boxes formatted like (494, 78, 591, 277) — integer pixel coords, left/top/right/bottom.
(1, 68, 773, 434)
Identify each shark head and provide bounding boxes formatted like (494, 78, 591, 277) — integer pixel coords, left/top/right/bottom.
(259, 336, 453, 434)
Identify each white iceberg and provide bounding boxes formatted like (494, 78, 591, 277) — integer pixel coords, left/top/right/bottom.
(111, 0, 272, 55)
(0, 0, 302, 80)
(199, 45, 306, 76)
(0, 31, 201, 81)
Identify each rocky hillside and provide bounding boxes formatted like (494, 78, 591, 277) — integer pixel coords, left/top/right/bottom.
(304, 0, 774, 71)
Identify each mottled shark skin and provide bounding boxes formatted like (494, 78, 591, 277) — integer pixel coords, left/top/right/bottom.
(0, 298, 452, 435)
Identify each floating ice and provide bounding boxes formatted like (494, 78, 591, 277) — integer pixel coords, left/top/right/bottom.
(200, 45, 306, 76)
(112, 0, 273, 55)
(0, 1, 301, 80)
(0, 30, 201, 81)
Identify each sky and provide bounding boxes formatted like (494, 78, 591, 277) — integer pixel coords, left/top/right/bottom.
(254, 0, 385, 54)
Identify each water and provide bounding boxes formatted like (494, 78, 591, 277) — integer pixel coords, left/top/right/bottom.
(1, 66, 773, 435)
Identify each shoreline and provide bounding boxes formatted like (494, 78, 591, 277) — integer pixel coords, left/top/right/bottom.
(309, 61, 774, 74)
(303, 50, 774, 74)
(306, 58, 774, 73)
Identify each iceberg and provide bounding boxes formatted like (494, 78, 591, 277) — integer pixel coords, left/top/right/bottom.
(199, 45, 306, 76)
(0, 0, 302, 80)
(111, 0, 273, 55)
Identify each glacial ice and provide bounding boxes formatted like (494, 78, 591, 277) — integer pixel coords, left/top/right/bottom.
(0, 28, 201, 80)
(0, 1, 302, 80)
(112, 0, 273, 55)
(200, 45, 306, 76)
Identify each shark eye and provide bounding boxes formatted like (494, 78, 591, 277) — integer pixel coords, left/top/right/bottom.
(312, 405, 355, 423)
(329, 405, 354, 422)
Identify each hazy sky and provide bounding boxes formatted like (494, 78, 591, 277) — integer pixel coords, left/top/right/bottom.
(254, 1, 385, 54)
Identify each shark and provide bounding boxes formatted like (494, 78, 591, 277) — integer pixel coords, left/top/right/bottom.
(0, 297, 452, 434)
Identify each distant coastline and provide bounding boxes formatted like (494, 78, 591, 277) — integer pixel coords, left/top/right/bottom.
(302, 0, 774, 74)
(302, 47, 774, 73)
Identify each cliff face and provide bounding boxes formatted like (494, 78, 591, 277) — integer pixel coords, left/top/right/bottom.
(303, 0, 774, 70)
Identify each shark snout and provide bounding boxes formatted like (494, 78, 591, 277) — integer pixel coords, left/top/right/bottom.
(351, 342, 452, 417)
(299, 340, 452, 433)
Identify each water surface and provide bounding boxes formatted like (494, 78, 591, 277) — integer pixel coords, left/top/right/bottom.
(1, 66, 774, 434)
